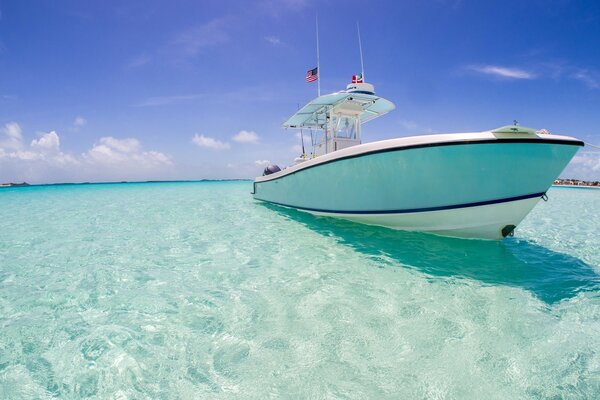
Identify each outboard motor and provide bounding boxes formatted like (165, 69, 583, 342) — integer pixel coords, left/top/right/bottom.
(263, 164, 281, 176)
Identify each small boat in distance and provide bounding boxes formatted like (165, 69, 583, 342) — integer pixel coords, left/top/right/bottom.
(252, 78, 584, 239)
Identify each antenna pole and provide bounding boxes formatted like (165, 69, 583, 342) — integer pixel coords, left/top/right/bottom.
(298, 103, 306, 156)
(316, 14, 321, 97)
(357, 21, 365, 81)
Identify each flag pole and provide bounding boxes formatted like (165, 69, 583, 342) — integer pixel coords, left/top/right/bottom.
(316, 14, 321, 97)
(357, 21, 365, 81)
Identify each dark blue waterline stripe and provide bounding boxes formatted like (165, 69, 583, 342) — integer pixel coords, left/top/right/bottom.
(256, 192, 546, 215)
(346, 90, 375, 95)
(257, 138, 584, 183)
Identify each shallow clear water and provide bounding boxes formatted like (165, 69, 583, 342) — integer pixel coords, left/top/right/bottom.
(0, 182, 599, 399)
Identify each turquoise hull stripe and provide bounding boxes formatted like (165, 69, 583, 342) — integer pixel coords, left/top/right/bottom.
(258, 138, 583, 184)
(257, 192, 545, 214)
(253, 142, 580, 212)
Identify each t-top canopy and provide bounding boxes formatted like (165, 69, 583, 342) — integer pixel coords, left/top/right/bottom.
(283, 90, 396, 129)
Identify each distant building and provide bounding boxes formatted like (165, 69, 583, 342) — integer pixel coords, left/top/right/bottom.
(554, 179, 600, 187)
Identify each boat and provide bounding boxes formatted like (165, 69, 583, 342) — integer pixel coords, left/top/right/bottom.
(252, 79, 584, 239)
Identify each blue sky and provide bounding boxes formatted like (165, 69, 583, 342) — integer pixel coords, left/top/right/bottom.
(1, 0, 599, 183)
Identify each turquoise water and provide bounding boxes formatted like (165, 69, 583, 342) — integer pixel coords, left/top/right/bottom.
(1, 182, 599, 399)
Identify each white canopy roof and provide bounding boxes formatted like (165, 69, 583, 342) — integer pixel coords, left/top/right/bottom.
(282, 91, 396, 129)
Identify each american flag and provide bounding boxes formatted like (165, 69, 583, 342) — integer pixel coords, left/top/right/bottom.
(306, 67, 318, 82)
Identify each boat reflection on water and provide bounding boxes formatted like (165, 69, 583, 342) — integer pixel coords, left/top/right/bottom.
(261, 203, 600, 304)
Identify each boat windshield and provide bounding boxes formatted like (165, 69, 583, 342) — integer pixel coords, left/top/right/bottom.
(332, 115, 359, 139)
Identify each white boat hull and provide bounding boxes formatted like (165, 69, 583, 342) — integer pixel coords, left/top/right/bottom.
(305, 196, 541, 240)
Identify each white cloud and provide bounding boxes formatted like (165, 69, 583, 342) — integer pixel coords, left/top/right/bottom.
(9, 150, 43, 161)
(469, 65, 535, 80)
(3, 122, 21, 140)
(264, 36, 282, 45)
(31, 131, 60, 152)
(232, 130, 259, 144)
(85, 142, 128, 164)
(0, 122, 23, 149)
(1, 128, 77, 167)
(52, 152, 79, 165)
(254, 159, 270, 166)
(144, 151, 171, 165)
(97, 136, 140, 153)
(192, 134, 230, 150)
(84, 137, 170, 168)
(73, 116, 87, 128)
(561, 151, 600, 181)
(571, 151, 600, 172)
(1, 126, 172, 183)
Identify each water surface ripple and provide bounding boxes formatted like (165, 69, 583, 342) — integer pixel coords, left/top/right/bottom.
(0, 182, 599, 399)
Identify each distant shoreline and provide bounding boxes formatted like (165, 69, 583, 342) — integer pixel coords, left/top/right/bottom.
(553, 179, 600, 188)
(2, 178, 599, 190)
(0, 179, 252, 188)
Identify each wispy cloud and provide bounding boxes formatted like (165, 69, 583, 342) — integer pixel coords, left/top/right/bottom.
(126, 54, 151, 69)
(232, 130, 259, 144)
(468, 61, 600, 90)
(254, 159, 270, 166)
(540, 61, 600, 89)
(134, 86, 279, 107)
(168, 17, 231, 60)
(570, 69, 600, 89)
(468, 65, 536, 80)
(134, 94, 203, 107)
(1, 122, 22, 140)
(129, 17, 234, 68)
(192, 134, 230, 150)
(264, 36, 282, 46)
(399, 120, 418, 130)
(73, 116, 87, 128)
(397, 119, 434, 134)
